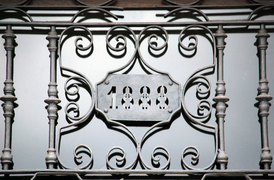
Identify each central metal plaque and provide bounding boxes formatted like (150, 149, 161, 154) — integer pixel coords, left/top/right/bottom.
(96, 74, 180, 122)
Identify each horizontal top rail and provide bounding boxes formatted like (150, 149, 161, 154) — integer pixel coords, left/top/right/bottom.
(0, 4, 268, 10)
(0, 20, 273, 28)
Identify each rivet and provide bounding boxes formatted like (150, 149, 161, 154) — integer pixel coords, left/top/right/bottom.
(105, 80, 109, 85)
(168, 108, 173, 113)
(104, 109, 108, 113)
(169, 82, 173, 86)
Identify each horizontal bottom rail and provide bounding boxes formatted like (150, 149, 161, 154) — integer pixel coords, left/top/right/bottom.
(0, 169, 273, 175)
(0, 170, 273, 180)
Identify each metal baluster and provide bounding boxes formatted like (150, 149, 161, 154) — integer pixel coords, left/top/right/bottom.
(0, 25, 17, 170)
(256, 24, 273, 170)
(213, 25, 229, 170)
(45, 26, 60, 169)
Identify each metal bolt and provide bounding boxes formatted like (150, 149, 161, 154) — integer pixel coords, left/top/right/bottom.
(169, 81, 173, 86)
(168, 108, 173, 113)
(104, 109, 108, 113)
(105, 80, 109, 85)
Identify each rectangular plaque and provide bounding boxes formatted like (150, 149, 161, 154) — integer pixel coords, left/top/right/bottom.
(96, 74, 180, 122)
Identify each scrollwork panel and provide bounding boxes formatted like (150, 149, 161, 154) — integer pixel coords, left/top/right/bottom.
(57, 24, 218, 170)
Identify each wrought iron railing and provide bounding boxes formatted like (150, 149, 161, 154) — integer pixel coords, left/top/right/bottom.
(0, 0, 274, 179)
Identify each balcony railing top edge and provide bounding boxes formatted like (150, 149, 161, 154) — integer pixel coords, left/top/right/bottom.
(0, 1, 273, 32)
(0, 20, 274, 27)
(0, 21, 273, 30)
(0, 4, 269, 10)
(0, 4, 273, 30)
(0, 0, 274, 9)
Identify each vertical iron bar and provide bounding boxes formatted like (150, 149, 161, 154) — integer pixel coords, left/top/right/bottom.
(44, 26, 60, 169)
(0, 25, 17, 170)
(213, 25, 229, 170)
(256, 24, 273, 170)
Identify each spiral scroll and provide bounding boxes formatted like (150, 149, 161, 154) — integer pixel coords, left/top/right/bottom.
(106, 124, 172, 170)
(59, 26, 93, 71)
(139, 26, 168, 53)
(184, 75, 212, 123)
(104, 120, 139, 170)
(151, 146, 170, 169)
(57, 26, 95, 169)
(137, 119, 175, 170)
(104, 26, 138, 74)
(64, 76, 94, 124)
(140, 146, 171, 170)
(179, 35, 198, 51)
(137, 25, 169, 73)
(178, 33, 198, 57)
(181, 146, 200, 169)
(180, 25, 218, 170)
(181, 25, 215, 125)
(106, 146, 130, 169)
(106, 27, 128, 58)
(57, 75, 95, 169)
(73, 144, 93, 169)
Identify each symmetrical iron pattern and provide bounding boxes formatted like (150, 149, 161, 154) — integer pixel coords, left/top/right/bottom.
(0, 0, 274, 179)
